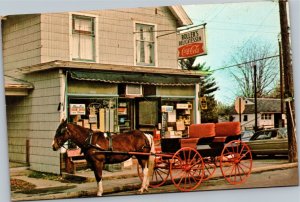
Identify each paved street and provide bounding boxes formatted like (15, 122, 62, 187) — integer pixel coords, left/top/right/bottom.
(109, 167, 298, 196)
(10, 158, 299, 201)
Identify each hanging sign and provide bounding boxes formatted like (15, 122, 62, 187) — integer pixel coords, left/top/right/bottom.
(200, 97, 207, 110)
(177, 28, 207, 59)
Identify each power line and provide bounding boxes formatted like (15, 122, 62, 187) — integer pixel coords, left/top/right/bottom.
(206, 26, 279, 34)
(239, 3, 277, 49)
(191, 19, 278, 28)
(206, 4, 227, 22)
(211, 54, 279, 72)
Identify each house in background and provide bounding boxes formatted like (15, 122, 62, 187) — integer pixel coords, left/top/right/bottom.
(1, 6, 206, 174)
(231, 98, 286, 131)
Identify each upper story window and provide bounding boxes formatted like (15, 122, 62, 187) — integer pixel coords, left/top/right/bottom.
(72, 15, 95, 62)
(135, 23, 156, 66)
(261, 113, 272, 120)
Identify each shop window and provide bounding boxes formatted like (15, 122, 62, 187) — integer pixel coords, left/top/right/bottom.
(161, 100, 193, 138)
(118, 99, 133, 133)
(72, 14, 96, 61)
(135, 23, 156, 66)
(68, 97, 117, 133)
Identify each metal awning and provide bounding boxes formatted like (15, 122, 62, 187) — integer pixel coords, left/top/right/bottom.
(69, 70, 201, 86)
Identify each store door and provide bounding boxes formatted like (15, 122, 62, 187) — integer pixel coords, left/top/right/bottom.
(136, 98, 160, 133)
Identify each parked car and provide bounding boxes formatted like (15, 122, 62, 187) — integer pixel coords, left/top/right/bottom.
(241, 130, 254, 142)
(247, 128, 288, 157)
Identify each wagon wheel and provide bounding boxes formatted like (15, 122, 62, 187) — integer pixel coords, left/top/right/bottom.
(137, 156, 170, 188)
(220, 140, 252, 185)
(170, 147, 204, 191)
(202, 157, 217, 181)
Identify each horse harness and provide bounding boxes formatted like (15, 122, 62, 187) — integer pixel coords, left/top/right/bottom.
(84, 130, 151, 153)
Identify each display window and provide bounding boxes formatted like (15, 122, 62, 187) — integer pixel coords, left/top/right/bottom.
(68, 97, 118, 133)
(160, 99, 194, 139)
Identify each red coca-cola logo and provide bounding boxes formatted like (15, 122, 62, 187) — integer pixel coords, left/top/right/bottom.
(178, 43, 205, 58)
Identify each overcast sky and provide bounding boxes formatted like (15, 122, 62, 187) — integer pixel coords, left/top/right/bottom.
(184, 1, 281, 104)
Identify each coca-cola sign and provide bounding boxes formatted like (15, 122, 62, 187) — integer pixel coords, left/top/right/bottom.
(177, 28, 207, 59)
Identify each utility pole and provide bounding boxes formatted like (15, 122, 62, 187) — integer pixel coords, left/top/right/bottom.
(278, 38, 285, 127)
(253, 64, 258, 131)
(279, 0, 297, 162)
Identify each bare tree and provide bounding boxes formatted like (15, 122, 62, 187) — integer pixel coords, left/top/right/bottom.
(230, 40, 279, 98)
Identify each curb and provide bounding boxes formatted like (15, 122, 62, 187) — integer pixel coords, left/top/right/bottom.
(66, 162, 299, 183)
(12, 163, 298, 201)
(207, 162, 298, 180)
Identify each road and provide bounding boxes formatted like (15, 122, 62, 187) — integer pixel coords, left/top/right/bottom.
(108, 166, 298, 196)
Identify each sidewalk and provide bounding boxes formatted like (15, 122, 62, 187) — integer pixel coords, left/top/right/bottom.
(10, 159, 298, 201)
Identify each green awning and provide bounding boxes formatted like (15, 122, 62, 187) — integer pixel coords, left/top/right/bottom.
(69, 70, 201, 86)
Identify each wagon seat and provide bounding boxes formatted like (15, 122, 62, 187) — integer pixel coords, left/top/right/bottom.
(210, 122, 241, 148)
(180, 123, 216, 149)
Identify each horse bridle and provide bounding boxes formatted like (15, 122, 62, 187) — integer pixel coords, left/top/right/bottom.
(56, 125, 71, 150)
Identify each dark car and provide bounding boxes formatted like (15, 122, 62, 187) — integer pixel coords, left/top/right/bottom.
(247, 128, 288, 157)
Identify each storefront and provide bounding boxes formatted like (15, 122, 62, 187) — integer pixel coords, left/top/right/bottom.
(65, 69, 202, 139)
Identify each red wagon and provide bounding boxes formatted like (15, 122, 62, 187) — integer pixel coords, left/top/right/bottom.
(137, 122, 253, 191)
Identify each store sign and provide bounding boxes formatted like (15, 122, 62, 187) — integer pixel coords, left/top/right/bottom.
(70, 104, 86, 115)
(176, 103, 192, 109)
(200, 97, 207, 110)
(178, 28, 207, 59)
(89, 114, 97, 124)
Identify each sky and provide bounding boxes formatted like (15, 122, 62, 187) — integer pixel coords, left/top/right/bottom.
(183, 1, 281, 105)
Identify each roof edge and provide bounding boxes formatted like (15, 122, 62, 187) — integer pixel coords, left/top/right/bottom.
(168, 5, 193, 26)
(18, 60, 210, 77)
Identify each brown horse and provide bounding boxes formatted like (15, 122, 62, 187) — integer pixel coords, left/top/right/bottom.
(52, 119, 155, 196)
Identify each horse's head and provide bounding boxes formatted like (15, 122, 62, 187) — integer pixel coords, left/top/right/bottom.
(52, 119, 70, 151)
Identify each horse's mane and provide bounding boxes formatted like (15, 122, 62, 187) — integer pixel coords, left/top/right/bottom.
(68, 124, 144, 140)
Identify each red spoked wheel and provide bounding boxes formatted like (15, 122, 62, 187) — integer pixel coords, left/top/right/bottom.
(220, 140, 252, 185)
(170, 147, 204, 191)
(137, 156, 170, 188)
(202, 157, 217, 181)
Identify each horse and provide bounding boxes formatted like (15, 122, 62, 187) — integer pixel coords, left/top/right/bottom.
(52, 119, 155, 196)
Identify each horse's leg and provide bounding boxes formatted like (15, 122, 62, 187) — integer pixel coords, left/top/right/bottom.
(138, 158, 149, 193)
(143, 155, 155, 192)
(92, 160, 104, 196)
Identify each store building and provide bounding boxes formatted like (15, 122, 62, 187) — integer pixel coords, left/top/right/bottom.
(2, 6, 206, 174)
